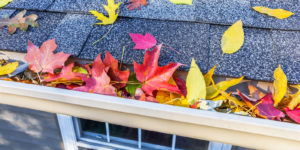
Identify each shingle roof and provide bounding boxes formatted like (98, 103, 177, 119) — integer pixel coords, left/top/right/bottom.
(1, 0, 299, 83)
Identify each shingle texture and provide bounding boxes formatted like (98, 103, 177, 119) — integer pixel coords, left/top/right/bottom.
(1, 0, 300, 83)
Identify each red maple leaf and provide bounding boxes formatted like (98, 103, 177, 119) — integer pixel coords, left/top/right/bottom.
(127, 0, 148, 10)
(134, 44, 182, 96)
(284, 108, 300, 124)
(103, 51, 130, 88)
(129, 33, 157, 50)
(74, 54, 116, 96)
(44, 63, 84, 82)
(24, 39, 70, 74)
(238, 91, 285, 120)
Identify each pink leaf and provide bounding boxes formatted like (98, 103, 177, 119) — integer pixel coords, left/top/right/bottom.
(284, 108, 300, 124)
(129, 33, 157, 50)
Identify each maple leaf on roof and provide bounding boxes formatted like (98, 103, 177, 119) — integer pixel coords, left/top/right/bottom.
(129, 33, 157, 50)
(103, 51, 130, 88)
(89, 0, 121, 25)
(127, 0, 148, 10)
(0, 10, 38, 34)
(134, 44, 182, 96)
(24, 39, 70, 74)
(74, 54, 116, 96)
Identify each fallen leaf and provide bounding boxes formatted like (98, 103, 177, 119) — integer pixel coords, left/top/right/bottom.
(221, 20, 244, 54)
(253, 6, 294, 19)
(284, 108, 300, 124)
(219, 90, 246, 111)
(74, 54, 116, 96)
(248, 83, 266, 101)
(129, 33, 157, 50)
(44, 63, 84, 85)
(238, 91, 285, 120)
(173, 77, 187, 97)
(156, 90, 188, 107)
(73, 66, 88, 74)
(134, 44, 182, 96)
(135, 88, 157, 102)
(0, 61, 18, 76)
(273, 65, 287, 106)
(204, 65, 217, 86)
(127, 0, 148, 10)
(287, 85, 300, 110)
(125, 73, 142, 97)
(103, 51, 130, 88)
(186, 58, 206, 105)
(206, 76, 244, 99)
(90, 0, 121, 25)
(24, 39, 71, 74)
(169, 0, 193, 5)
(0, 0, 13, 8)
(0, 10, 38, 34)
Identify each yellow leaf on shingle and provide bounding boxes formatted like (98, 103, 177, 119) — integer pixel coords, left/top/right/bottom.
(169, 0, 193, 5)
(273, 65, 287, 106)
(186, 58, 206, 105)
(89, 0, 121, 25)
(0, 0, 13, 8)
(0, 62, 18, 76)
(253, 6, 294, 19)
(221, 20, 244, 54)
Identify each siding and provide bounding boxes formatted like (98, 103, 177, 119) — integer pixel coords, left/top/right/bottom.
(0, 104, 63, 150)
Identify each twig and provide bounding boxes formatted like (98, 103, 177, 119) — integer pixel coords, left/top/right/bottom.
(162, 45, 180, 54)
(92, 24, 115, 46)
(120, 46, 125, 70)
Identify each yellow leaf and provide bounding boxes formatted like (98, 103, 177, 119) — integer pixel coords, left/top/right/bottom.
(156, 91, 189, 107)
(212, 94, 227, 101)
(0, 62, 19, 76)
(169, 0, 193, 5)
(73, 66, 88, 74)
(273, 65, 287, 106)
(219, 90, 246, 109)
(89, 0, 121, 25)
(206, 76, 244, 99)
(221, 20, 244, 54)
(287, 85, 300, 110)
(204, 65, 217, 86)
(253, 6, 294, 19)
(186, 58, 206, 105)
(0, 0, 13, 8)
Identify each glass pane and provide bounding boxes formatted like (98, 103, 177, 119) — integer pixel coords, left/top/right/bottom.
(142, 130, 172, 147)
(80, 119, 106, 134)
(176, 136, 209, 150)
(231, 146, 255, 150)
(109, 124, 138, 141)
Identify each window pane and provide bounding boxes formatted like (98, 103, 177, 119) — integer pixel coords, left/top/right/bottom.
(80, 119, 106, 135)
(231, 146, 255, 150)
(109, 124, 138, 141)
(142, 130, 172, 147)
(176, 136, 209, 150)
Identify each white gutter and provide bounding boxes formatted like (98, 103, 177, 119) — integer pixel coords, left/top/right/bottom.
(0, 80, 299, 150)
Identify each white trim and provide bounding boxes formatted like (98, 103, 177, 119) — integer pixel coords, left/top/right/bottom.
(57, 114, 78, 150)
(208, 142, 232, 150)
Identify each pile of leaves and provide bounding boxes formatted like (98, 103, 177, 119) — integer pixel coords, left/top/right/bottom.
(0, 32, 300, 125)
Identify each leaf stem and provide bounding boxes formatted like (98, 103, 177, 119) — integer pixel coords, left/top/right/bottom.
(162, 45, 180, 54)
(92, 23, 115, 46)
(120, 46, 125, 70)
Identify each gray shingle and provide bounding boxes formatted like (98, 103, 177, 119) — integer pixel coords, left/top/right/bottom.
(250, 0, 300, 30)
(272, 30, 300, 84)
(208, 25, 277, 81)
(48, 14, 95, 56)
(0, 9, 15, 18)
(195, 0, 254, 26)
(79, 18, 210, 72)
(5, 0, 54, 10)
(0, 11, 65, 52)
(48, 0, 116, 12)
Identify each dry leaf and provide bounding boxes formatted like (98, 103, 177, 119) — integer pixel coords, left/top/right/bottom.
(221, 20, 244, 54)
(90, 0, 121, 25)
(253, 6, 294, 19)
(0, 62, 18, 76)
(127, 0, 148, 10)
(186, 58, 206, 105)
(169, 0, 193, 5)
(287, 85, 300, 110)
(273, 65, 287, 106)
(204, 65, 216, 86)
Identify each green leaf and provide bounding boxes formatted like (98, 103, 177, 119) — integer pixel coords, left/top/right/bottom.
(125, 73, 142, 97)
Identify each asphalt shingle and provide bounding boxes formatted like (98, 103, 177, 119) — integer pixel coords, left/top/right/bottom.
(48, 0, 106, 12)
(79, 18, 210, 72)
(0, 9, 15, 18)
(0, 11, 65, 52)
(48, 14, 95, 56)
(272, 30, 300, 84)
(208, 25, 277, 81)
(5, 0, 54, 10)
